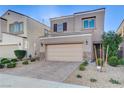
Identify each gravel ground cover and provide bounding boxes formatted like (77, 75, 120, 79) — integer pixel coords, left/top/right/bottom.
(64, 63, 124, 88)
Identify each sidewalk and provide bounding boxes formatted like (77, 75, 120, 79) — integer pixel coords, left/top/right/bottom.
(0, 74, 87, 88)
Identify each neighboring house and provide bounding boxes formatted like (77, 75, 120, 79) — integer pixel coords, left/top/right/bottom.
(0, 10, 49, 58)
(41, 8, 105, 62)
(116, 19, 124, 57)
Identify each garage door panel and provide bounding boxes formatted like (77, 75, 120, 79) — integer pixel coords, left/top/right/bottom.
(0, 45, 18, 58)
(47, 44, 83, 62)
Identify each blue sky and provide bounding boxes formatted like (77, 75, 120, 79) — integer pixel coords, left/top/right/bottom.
(0, 5, 123, 32)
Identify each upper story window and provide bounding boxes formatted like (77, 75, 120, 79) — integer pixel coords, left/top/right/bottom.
(44, 29, 48, 36)
(9, 22, 23, 33)
(57, 24, 63, 32)
(82, 16, 96, 29)
(53, 22, 67, 32)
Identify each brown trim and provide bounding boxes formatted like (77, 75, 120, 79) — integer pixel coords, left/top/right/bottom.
(0, 17, 7, 21)
(53, 24, 57, 32)
(63, 22, 67, 31)
(82, 16, 96, 20)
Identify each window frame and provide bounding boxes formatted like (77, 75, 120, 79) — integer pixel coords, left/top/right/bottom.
(82, 17, 96, 30)
(9, 22, 24, 33)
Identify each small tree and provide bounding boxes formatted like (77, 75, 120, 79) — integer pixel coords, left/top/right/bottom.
(102, 31, 123, 58)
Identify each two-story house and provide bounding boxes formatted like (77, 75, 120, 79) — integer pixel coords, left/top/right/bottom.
(116, 19, 124, 57)
(41, 8, 105, 62)
(0, 10, 49, 58)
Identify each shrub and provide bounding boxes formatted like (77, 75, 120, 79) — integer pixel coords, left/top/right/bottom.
(90, 78, 97, 82)
(22, 61, 29, 65)
(76, 74, 82, 78)
(0, 63, 4, 69)
(108, 56, 119, 67)
(79, 64, 85, 71)
(118, 58, 124, 65)
(14, 50, 27, 60)
(7, 62, 16, 68)
(97, 58, 103, 66)
(1, 59, 10, 64)
(1, 58, 8, 62)
(109, 78, 121, 84)
(82, 60, 88, 66)
(11, 58, 18, 62)
(31, 58, 36, 62)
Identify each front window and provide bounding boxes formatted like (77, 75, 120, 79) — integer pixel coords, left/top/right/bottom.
(83, 18, 95, 29)
(57, 23, 63, 32)
(9, 22, 23, 33)
(53, 22, 67, 32)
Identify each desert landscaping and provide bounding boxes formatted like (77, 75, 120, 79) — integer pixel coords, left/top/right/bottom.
(64, 62, 124, 88)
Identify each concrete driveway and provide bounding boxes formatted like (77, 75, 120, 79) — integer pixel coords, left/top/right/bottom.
(0, 61, 80, 82)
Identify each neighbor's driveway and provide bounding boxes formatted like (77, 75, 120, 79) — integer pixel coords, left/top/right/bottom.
(0, 61, 80, 82)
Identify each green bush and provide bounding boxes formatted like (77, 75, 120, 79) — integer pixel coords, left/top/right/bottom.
(1, 59, 10, 64)
(82, 60, 88, 66)
(31, 58, 36, 62)
(14, 50, 27, 60)
(108, 56, 119, 67)
(76, 74, 82, 78)
(1, 58, 8, 62)
(109, 78, 121, 84)
(79, 64, 85, 71)
(7, 62, 16, 68)
(11, 58, 18, 62)
(97, 58, 103, 66)
(118, 58, 124, 65)
(90, 78, 97, 82)
(22, 61, 29, 65)
(0, 63, 5, 69)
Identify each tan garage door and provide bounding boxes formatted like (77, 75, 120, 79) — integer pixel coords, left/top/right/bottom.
(0, 44, 18, 58)
(46, 44, 83, 62)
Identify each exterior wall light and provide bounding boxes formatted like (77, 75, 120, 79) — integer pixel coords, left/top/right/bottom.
(86, 40, 88, 45)
(41, 43, 43, 47)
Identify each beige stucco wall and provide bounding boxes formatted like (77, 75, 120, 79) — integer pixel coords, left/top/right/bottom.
(50, 9, 105, 42)
(1, 10, 50, 58)
(0, 19, 2, 41)
(117, 21, 124, 37)
(0, 19, 7, 41)
(41, 34, 93, 60)
(51, 16, 74, 32)
(74, 10, 105, 42)
(117, 21, 124, 57)
(2, 11, 28, 37)
(0, 33, 25, 50)
(27, 17, 49, 57)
